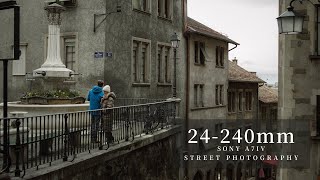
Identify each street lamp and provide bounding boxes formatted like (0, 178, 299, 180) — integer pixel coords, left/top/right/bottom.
(171, 32, 180, 48)
(276, 0, 320, 34)
(171, 32, 180, 98)
(277, 5, 304, 34)
(0, 0, 20, 172)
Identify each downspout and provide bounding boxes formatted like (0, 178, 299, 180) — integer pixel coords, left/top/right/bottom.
(184, 32, 190, 180)
(182, 0, 189, 179)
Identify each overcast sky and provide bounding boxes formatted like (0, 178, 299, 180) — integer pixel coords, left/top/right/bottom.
(187, 0, 279, 83)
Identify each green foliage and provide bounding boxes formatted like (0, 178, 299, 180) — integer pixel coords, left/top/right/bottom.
(23, 89, 80, 99)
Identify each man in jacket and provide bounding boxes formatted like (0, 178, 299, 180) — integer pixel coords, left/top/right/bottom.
(87, 80, 104, 142)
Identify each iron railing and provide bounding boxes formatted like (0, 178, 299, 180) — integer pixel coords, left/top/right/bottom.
(0, 100, 177, 177)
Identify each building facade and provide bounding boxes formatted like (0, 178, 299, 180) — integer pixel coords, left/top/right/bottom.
(0, 0, 186, 104)
(184, 17, 238, 179)
(279, 0, 320, 179)
(227, 59, 264, 120)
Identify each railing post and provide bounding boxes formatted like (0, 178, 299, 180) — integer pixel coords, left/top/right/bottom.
(14, 118, 21, 177)
(125, 107, 129, 141)
(63, 114, 68, 161)
(98, 110, 103, 150)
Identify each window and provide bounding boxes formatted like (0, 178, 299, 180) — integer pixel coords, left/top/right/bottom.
(194, 84, 204, 107)
(133, 0, 150, 12)
(214, 162, 223, 180)
(157, 0, 172, 19)
(157, 43, 171, 84)
(228, 91, 236, 112)
(238, 92, 243, 111)
(64, 38, 76, 71)
(316, 7, 320, 55)
(194, 41, 206, 65)
(12, 44, 27, 75)
(245, 91, 253, 111)
(215, 85, 224, 105)
(132, 38, 151, 84)
(215, 123, 223, 141)
(45, 33, 78, 72)
(216, 46, 224, 67)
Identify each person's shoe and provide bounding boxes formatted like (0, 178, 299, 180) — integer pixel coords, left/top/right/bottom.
(106, 132, 114, 143)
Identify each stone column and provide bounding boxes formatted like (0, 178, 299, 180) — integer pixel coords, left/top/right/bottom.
(33, 3, 73, 78)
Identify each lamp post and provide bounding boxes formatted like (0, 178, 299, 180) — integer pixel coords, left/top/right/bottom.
(277, 0, 307, 34)
(0, 0, 20, 172)
(171, 32, 180, 98)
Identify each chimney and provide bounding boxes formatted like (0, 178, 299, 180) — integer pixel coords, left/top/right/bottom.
(250, 72, 257, 75)
(232, 57, 238, 64)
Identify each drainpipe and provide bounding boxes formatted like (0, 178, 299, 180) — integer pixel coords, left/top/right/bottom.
(182, 0, 189, 179)
(184, 32, 190, 180)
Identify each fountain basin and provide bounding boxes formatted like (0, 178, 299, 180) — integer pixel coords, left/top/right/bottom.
(0, 101, 90, 130)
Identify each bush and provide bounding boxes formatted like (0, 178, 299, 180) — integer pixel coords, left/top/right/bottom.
(23, 89, 80, 99)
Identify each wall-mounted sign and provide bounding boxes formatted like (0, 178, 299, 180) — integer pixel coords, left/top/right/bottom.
(105, 52, 112, 57)
(94, 52, 104, 58)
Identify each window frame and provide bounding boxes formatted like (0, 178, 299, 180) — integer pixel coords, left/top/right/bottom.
(245, 90, 253, 111)
(132, 0, 151, 13)
(194, 41, 206, 65)
(215, 84, 224, 106)
(228, 90, 236, 113)
(157, 42, 172, 85)
(194, 83, 205, 108)
(44, 32, 78, 73)
(238, 90, 243, 112)
(216, 46, 225, 68)
(157, 0, 173, 20)
(132, 37, 151, 85)
(12, 43, 28, 76)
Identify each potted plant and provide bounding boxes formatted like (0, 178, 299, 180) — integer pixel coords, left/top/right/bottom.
(21, 89, 85, 105)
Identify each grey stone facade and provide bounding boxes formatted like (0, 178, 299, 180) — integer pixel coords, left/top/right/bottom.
(279, 0, 320, 179)
(0, 0, 186, 110)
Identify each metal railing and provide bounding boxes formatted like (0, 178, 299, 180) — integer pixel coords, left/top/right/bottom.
(0, 99, 177, 177)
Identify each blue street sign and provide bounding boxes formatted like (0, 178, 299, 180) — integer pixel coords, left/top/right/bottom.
(105, 52, 112, 57)
(94, 52, 104, 58)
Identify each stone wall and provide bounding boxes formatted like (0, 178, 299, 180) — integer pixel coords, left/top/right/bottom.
(23, 126, 182, 180)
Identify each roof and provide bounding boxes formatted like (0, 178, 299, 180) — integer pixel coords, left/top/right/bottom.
(186, 17, 239, 45)
(259, 85, 278, 104)
(228, 61, 265, 83)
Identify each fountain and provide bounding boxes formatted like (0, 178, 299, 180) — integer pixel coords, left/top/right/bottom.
(0, 2, 88, 120)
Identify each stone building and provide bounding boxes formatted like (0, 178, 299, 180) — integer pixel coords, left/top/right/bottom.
(0, 0, 186, 104)
(227, 58, 265, 180)
(259, 84, 278, 124)
(278, 0, 320, 179)
(228, 58, 264, 120)
(183, 17, 238, 180)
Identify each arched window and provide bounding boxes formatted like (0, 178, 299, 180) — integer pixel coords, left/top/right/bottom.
(236, 162, 243, 180)
(226, 164, 234, 180)
(193, 170, 203, 180)
(214, 162, 223, 180)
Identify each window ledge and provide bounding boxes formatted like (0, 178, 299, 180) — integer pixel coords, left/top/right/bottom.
(216, 66, 225, 69)
(194, 63, 205, 66)
(191, 105, 226, 111)
(157, 16, 173, 22)
(157, 83, 172, 87)
(309, 55, 320, 61)
(132, 83, 150, 87)
(133, 9, 151, 15)
(227, 112, 237, 114)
